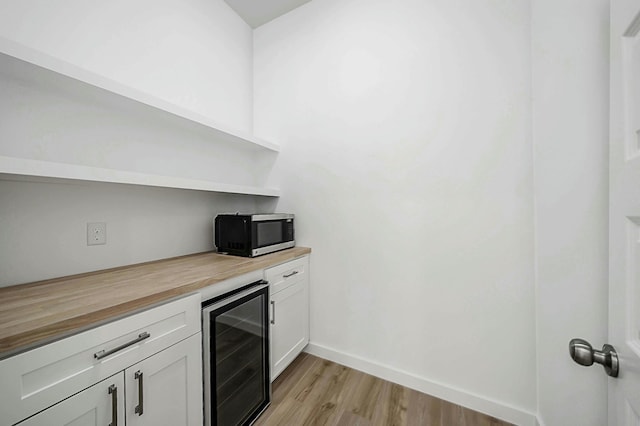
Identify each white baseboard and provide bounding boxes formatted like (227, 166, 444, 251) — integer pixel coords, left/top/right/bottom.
(304, 342, 538, 426)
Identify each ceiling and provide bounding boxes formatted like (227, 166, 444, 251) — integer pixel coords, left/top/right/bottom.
(224, 0, 312, 28)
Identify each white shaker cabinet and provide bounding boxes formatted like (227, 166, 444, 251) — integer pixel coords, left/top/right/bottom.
(18, 374, 125, 426)
(2, 294, 202, 426)
(125, 333, 202, 426)
(265, 256, 310, 381)
(16, 334, 201, 426)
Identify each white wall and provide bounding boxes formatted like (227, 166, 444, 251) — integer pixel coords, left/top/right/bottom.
(0, 0, 265, 287)
(532, 1, 610, 425)
(254, 0, 537, 423)
(0, 179, 258, 286)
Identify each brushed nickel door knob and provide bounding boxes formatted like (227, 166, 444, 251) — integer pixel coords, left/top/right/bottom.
(569, 338, 619, 378)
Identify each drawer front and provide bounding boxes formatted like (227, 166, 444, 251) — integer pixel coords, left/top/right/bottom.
(0, 293, 200, 426)
(264, 255, 308, 295)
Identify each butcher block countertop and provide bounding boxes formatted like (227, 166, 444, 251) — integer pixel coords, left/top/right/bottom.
(0, 247, 311, 359)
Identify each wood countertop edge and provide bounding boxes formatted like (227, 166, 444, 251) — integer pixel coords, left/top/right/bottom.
(0, 247, 311, 359)
(0, 289, 189, 359)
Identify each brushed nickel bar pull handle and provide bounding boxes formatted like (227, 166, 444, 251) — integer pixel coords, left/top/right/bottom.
(283, 270, 299, 278)
(135, 370, 144, 415)
(108, 384, 118, 426)
(94, 332, 151, 360)
(270, 300, 276, 325)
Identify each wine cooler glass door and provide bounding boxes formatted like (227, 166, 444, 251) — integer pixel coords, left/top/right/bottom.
(203, 282, 270, 426)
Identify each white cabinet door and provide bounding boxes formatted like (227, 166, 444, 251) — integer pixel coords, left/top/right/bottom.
(17, 374, 125, 426)
(270, 278, 309, 381)
(125, 333, 202, 426)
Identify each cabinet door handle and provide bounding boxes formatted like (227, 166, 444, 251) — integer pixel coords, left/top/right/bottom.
(134, 370, 144, 416)
(108, 385, 118, 426)
(94, 332, 151, 360)
(283, 270, 299, 278)
(270, 300, 276, 325)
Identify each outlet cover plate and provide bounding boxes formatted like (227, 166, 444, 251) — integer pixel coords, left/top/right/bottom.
(87, 222, 106, 246)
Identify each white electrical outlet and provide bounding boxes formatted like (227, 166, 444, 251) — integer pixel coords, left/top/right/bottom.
(87, 222, 107, 246)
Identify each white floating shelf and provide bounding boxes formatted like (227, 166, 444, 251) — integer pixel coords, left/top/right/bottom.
(0, 156, 281, 197)
(0, 36, 280, 152)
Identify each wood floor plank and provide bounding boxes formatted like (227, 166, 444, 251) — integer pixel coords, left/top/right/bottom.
(441, 400, 465, 426)
(342, 370, 385, 421)
(331, 367, 364, 410)
(405, 387, 443, 426)
(371, 381, 409, 426)
(332, 409, 371, 426)
(258, 353, 514, 426)
(297, 360, 351, 425)
(292, 358, 331, 404)
(254, 395, 312, 425)
(271, 352, 315, 405)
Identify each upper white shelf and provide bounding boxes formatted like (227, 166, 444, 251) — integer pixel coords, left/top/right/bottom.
(0, 36, 280, 152)
(0, 156, 281, 197)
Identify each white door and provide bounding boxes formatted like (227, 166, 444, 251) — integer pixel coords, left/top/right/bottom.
(125, 333, 203, 426)
(18, 374, 125, 426)
(609, 0, 640, 424)
(270, 278, 309, 380)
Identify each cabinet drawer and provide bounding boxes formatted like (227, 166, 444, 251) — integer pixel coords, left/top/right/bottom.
(265, 256, 308, 294)
(0, 293, 200, 426)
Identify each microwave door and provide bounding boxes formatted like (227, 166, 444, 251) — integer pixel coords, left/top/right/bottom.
(254, 221, 284, 248)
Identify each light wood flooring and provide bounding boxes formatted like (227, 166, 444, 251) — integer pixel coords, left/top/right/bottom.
(255, 353, 513, 426)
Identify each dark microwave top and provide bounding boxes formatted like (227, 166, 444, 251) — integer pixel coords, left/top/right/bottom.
(218, 213, 294, 221)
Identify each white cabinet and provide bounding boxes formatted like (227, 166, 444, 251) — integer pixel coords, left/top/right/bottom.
(18, 374, 125, 426)
(125, 334, 202, 426)
(1, 294, 202, 426)
(265, 256, 310, 381)
(16, 334, 202, 426)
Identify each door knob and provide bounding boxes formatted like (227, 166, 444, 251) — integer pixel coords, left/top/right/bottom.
(569, 338, 619, 378)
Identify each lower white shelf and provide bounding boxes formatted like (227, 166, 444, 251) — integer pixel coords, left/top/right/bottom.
(0, 156, 280, 197)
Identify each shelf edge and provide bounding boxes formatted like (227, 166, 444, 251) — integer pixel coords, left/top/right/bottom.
(0, 156, 280, 197)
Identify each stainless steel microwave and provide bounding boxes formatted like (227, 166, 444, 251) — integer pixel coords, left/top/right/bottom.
(214, 213, 295, 257)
